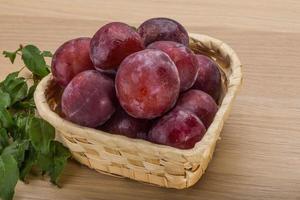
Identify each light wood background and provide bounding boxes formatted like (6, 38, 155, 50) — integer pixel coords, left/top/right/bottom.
(1, 0, 300, 199)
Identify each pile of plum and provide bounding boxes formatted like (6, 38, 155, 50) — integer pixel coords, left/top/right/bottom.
(51, 18, 221, 149)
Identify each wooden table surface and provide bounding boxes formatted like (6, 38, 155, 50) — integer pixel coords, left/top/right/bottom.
(1, 0, 300, 199)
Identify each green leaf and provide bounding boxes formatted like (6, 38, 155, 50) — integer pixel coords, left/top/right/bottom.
(13, 99, 36, 111)
(0, 90, 11, 108)
(0, 108, 13, 129)
(36, 152, 52, 174)
(0, 44, 67, 200)
(2, 51, 17, 64)
(32, 74, 42, 84)
(0, 128, 9, 153)
(41, 51, 53, 57)
(1, 140, 29, 167)
(10, 81, 28, 105)
(0, 154, 19, 200)
(20, 145, 37, 181)
(5, 71, 19, 80)
(4, 77, 25, 91)
(28, 118, 55, 154)
(1, 74, 28, 105)
(36, 141, 71, 185)
(2, 47, 22, 64)
(21, 45, 50, 78)
(11, 114, 31, 140)
(49, 141, 71, 184)
(27, 83, 37, 99)
(14, 83, 37, 111)
(0, 71, 19, 90)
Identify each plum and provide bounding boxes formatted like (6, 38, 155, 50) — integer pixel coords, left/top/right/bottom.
(115, 49, 180, 119)
(96, 68, 117, 79)
(192, 55, 221, 102)
(149, 110, 206, 149)
(138, 18, 189, 47)
(51, 37, 94, 87)
(61, 70, 116, 127)
(90, 22, 144, 70)
(147, 41, 199, 91)
(101, 107, 152, 139)
(175, 89, 218, 128)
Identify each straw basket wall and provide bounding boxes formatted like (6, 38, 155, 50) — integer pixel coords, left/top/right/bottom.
(34, 33, 243, 189)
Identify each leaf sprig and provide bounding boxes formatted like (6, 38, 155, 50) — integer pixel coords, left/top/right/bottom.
(0, 45, 71, 200)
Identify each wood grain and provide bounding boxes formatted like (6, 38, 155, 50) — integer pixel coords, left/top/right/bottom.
(0, 0, 299, 199)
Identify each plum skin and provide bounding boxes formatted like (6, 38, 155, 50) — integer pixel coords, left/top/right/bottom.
(192, 55, 221, 102)
(51, 37, 94, 87)
(101, 107, 152, 139)
(138, 17, 189, 47)
(175, 89, 218, 128)
(147, 41, 199, 92)
(115, 49, 180, 119)
(90, 22, 144, 70)
(149, 110, 206, 149)
(61, 70, 116, 128)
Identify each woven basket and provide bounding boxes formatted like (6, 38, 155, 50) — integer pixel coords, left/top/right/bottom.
(34, 33, 242, 189)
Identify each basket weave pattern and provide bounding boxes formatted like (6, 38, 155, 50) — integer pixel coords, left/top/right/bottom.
(34, 34, 242, 189)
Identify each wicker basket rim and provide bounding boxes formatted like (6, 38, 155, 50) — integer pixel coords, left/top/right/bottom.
(34, 33, 243, 157)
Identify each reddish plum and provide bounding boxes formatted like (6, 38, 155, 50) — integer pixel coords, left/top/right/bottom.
(192, 55, 221, 102)
(115, 49, 180, 119)
(90, 22, 144, 70)
(101, 107, 152, 139)
(175, 90, 218, 128)
(96, 68, 117, 79)
(147, 41, 199, 91)
(51, 37, 94, 87)
(61, 70, 116, 128)
(138, 18, 189, 47)
(149, 110, 206, 149)
(136, 131, 149, 140)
